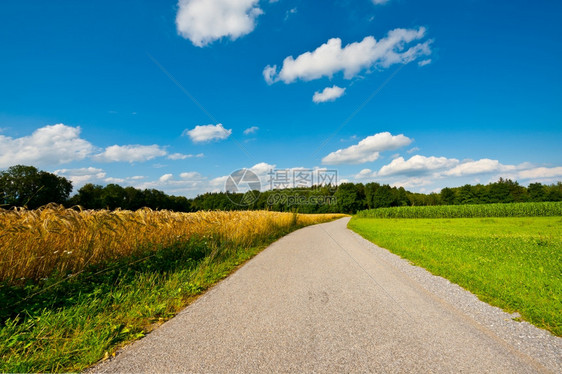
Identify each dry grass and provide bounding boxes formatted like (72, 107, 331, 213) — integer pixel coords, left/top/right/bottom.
(0, 204, 344, 284)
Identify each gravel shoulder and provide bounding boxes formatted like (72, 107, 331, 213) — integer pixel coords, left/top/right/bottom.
(88, 217, 561, 373)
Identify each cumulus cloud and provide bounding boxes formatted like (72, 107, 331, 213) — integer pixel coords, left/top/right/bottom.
(184, 123, 232, 143)
(243, 126, 259, 135)
(105, 177, 125, 184)
(209, 162, 275, 192)
(168, 153, 188, 160)
(248, 161, 275, 176)
(361, 154, 562, 186)
(355, 168, 376, 179)
(176, 0, 263, 47)
(167, 152, 205, 160)
(313, 85, 346, 103)
(93, 144, 167, 163)
(378, 155, 459, 176)
(350, 148, 562, 192)
(209, 175, 230, 190)
(159, 174, 174, 182)
(134, 171, 208, 196)
(517, 166, 562, 180)
(54, 167, 106, 187)
(133, 163, 279, 197)
(391, 178, 433, 189)
(322, 132, 412, 165)
(264, 27, 431, 84)
(180, 171, 203, 179)
(443, 158, 509, 177)
(0, 124, 94, 168)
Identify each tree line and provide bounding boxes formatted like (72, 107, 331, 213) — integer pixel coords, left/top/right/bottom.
(1, 165, 561, 213)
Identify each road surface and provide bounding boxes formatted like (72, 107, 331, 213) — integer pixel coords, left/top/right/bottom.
(90, 217, 561, 373)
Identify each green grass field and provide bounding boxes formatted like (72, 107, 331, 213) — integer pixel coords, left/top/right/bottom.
(348, 216, 562, 336)
(356, 201, 562, 219)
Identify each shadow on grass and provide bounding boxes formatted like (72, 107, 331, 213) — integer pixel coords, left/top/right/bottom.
(0, 237, 212, 325)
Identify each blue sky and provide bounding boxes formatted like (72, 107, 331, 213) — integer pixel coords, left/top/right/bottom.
(1, 0, 561, 196)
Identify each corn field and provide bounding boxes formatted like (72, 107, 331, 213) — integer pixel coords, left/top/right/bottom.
(356, 202, 562, 219)
(0, 204, 343, 284)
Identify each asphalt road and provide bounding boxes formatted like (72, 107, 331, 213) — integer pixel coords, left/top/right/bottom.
(90, 217, 561, 373)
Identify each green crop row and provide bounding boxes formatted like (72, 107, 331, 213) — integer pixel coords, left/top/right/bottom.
(355, 201, 562, 219)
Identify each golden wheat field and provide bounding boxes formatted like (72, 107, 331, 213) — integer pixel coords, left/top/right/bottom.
(0, 205, 344, 283)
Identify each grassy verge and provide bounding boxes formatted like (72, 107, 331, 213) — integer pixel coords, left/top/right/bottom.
(348, 216, 562, 336)
(1, 213, 343, 372)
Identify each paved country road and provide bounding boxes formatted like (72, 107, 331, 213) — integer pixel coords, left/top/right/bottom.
(89, 217, 561, 373)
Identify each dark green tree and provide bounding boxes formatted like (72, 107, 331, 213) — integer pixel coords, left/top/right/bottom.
(0, 165, 72, 209)
(334, 183, 359, 214)
(440, 187, 456, 205)
(101, 184, 127, 210)
(69, 183, 104, 209)
(395, 186, 409, 206)
(364, 182, 380, 209)
(527, 183, 546, 202)
(457, 184, 477, 204)
(545, 182, 562, 201)
(372, 184, 396, 208)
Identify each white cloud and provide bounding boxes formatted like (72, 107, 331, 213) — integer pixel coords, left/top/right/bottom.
(391, 178, 433, 189)
(262, 65, 278, 85)
(184, 123, 232, 143)
(93, 144, 167, 163)
(248, 162, 275, 176)
(132, 163, 277, 197)
(54, 167, 106, 187)
(322, 132, 412, 165)
(180, 171, 203, 179)
(355, 168, 375, 179)
(243, 126, 259, 135)
(371, 0, 390, 4)
(0, 124, 94, 168)
(407, 147, 420, 154)
(159, 173, 174, 182)
(134, 171, 209, 196)
(378, 155, 459, 176)
(209, 175, 229, 190)
(443, 158, 509, 177)
(168, 153, 190, 160)
(264, 27, 431, 84)
(517, 166, 562, 180)
(418, 59, 432, 67)
(176, 0, 263, 47)
(105, 177, 125, 184)
(167, 152, 205, 160)
(363, 155, 562, 190)
(209, 162, 275, 193)
(313, 85, 346, 103)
